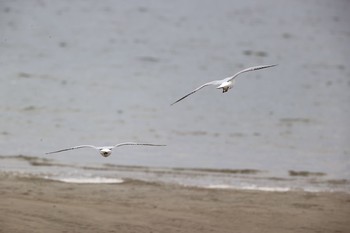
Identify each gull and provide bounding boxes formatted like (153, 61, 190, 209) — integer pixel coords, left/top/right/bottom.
(171, 64, 277, 105)
(46, 142, 166, 157)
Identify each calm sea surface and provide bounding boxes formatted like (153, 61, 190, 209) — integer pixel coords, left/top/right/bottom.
(1, 0, 349, 191)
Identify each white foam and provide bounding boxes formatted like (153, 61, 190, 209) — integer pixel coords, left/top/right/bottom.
(56, 177, 124, 184)
(241, 186, 291, 192)
(206, 184, 233, 189)
(206, 184, 291, 192)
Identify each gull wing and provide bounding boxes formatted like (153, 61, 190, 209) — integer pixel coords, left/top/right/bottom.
(226, 64, 277, 82)
(171, 80, 223, 105)
(45, 145, 98, 154)
(114, 142, 166, 148)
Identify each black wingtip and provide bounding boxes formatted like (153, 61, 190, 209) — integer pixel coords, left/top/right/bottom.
(170, 98, 182, 106)
(262, 64, 277, 68)
(45, 151, 56, 154)
(258, 64, 278, 70)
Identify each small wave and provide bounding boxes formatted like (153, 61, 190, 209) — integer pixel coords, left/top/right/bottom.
(50, 177, 124, 184)
(172, 167, 263, 175)
(240, 185, 291, 192)
(289, 170, 326, 177)
(205, 184, 291, 192)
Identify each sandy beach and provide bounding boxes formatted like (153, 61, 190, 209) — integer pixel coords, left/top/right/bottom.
(0, 172, 349, 233)
(1, 1, 349, 232)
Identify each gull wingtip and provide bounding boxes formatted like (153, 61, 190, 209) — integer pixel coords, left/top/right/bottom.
(170, 100, 179, 106)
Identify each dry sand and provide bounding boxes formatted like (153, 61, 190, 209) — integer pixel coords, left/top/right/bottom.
(0, 172, 349, 233)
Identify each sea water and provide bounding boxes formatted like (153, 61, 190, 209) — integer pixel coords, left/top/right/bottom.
(1, 0, 349, 192)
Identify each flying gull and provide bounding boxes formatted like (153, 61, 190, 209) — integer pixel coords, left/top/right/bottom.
(171, 64, 277, 105)
(46, 142, 166, 157)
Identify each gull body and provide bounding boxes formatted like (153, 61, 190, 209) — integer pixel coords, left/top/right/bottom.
(46, 142, 166, 157)
(217, 80, 235, 93)
(171, 64, 277, 105)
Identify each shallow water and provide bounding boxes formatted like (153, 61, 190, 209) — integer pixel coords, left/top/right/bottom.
(1, 155, 349, 192)
(1, 1, 350, 191)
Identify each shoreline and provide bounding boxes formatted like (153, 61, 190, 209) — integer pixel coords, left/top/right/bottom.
(2, 155, 349, 193)
(1, 172, 349, 233)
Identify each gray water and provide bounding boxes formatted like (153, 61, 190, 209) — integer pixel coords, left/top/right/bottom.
(1, 0, 350, 191)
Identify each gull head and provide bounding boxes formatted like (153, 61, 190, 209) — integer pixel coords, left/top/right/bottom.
(99, 148, 112, 157)
(217, 80, 234, 93)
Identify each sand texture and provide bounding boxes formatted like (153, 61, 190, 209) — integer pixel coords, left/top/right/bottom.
(0, 173, 349, 233)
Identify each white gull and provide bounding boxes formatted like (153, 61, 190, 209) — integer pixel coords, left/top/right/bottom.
(46, 142, 166, 157)
(171, 64, 277, 105)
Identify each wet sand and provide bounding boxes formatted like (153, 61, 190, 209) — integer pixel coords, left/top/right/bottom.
(0, 172, 349, 233)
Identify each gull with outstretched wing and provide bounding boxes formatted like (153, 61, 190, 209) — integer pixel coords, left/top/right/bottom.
(171, 64, 277, 105)
(46, 142, 166, 157)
